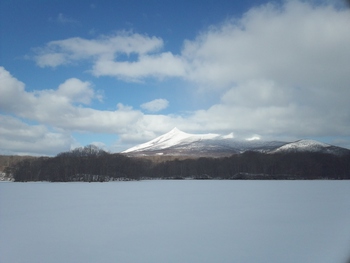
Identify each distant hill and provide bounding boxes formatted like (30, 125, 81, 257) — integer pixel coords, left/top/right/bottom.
(270, 140, 350, 155)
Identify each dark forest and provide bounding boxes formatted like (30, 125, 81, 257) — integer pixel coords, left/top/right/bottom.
(6, 145, 350, 182)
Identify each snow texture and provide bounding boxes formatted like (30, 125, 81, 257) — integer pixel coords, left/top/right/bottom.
(1, 180, 350, 263)
(123, 127, 221, 153)
(272, 139, 339, 154)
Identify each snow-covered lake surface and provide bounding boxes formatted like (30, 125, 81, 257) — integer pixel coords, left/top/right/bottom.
(1, 180, 350, 263)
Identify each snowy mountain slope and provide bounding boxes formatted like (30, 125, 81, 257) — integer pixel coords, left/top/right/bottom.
(272, 140, 328, 152)
(123, 128, 221, 153)
(122, 128, 286, 156)
(122, 128, 350, 157)
(271, 140, 350, 155)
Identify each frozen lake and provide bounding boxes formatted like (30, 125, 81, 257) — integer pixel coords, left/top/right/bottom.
(1, 180, 350, 263)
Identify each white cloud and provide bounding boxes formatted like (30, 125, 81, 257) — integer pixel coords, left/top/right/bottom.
(7, 1, 350, 152)
(34, 32, 173, 81)
(0, 67, 142, 134)
(0, 67, 33, 113)
(33, 32, 187, 81)
(182, 1, 350, 90)
(175, 0, 350, 140)
(140, 99, 169, 112)
(56, 78, 95, 104)
(92, 52, 186, 80)
(33, 1, 350, 89)
(0, 67, 97, 118)
(0, 115, 72, 156)
(35, 53, 68, 67)
(0, 67, 151, 154)
(221, 80, 292, 108)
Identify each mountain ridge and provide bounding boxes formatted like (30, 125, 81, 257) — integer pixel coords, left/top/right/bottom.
(123, 128, 350, 157)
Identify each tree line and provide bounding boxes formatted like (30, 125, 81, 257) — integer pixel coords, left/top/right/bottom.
(7, 146, 350, 182)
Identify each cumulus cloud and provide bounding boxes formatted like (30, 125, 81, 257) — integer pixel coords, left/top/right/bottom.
(182, 1, 350, 90)
(0, 67, 96, 117)
(0, 66, 153, 154)
(0, 67, 142, 134)
(92, 52, 186, 80)
(0, 69, 193, 153)
(183, 1, 350, 140)
(8, 1, 350, 152)
(140, 99, 169, 112)
(56, 78, 95, 104)
(35, 53, 68, 67)
(32, 1, 350, 89)
(175, 1, 350, 141)
(0, 115, 72, 156)
(32, 32, 186, 81)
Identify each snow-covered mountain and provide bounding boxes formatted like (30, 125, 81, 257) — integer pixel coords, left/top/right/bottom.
(123, 128, 221, 153)
(122, 128, 280, 156)
(122, 128, 350, 157)
(271, 140, 350, 155)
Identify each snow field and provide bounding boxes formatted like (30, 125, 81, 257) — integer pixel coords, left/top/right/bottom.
(1, 180, 350, 263)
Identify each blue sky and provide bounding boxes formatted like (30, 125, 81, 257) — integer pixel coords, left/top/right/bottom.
(1, 0, 350, 155)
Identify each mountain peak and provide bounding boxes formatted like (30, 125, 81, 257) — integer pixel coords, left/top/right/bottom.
(167, 127, 186, 136)
(170, 127, 181, 133)
(122, 128, 219, 154)
(122, 128, 190, 153)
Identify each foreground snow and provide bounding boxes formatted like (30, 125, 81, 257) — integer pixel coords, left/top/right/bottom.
(1, 181, 350, 263)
